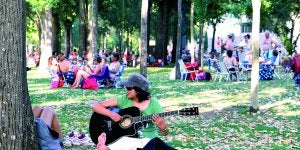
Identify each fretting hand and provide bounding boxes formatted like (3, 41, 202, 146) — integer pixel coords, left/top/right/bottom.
(152, 114, 166, 130)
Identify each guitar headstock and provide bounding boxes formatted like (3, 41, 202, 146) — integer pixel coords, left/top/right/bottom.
(179, 107, 199, 116)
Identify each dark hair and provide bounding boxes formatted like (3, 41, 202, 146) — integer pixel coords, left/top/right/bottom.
(132, 87, 151, 102)
(205, 72, 212, 81)
(112, 52, 120, 61)
(272, 49, 278, 57)
(244, 34, 250, 39)
(226, 50, 233, 58)
(94, 54, 101, 63)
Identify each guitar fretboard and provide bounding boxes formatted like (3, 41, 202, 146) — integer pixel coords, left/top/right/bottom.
(132, 110, 179, 123)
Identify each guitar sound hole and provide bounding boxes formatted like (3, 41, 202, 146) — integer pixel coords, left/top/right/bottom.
(120, 117, 132, 129)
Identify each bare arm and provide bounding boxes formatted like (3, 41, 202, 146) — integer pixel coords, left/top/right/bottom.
(152, 114, 169, 136)
(271, 39, 278, 49)
(91, 98, 122, 122)
(91, 64, 102, 75)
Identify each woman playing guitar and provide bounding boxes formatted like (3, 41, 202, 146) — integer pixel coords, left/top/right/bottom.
(91, 73, 174, 150)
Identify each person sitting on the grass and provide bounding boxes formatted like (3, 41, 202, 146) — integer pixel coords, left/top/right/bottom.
(223, 50, 238, 71)
(264, 49, 278, 65)
(48, 56, 59, 78)
(57, 53, 71, 73)
(91, 73, 175, 150)
(291, 48, 300, 86)
(33, 106, 63, 149)
(71, 54, 104, 88)
(108, 52, 120, 78)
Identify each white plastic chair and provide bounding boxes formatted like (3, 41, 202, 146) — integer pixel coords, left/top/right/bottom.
(178, 59, 196, 81)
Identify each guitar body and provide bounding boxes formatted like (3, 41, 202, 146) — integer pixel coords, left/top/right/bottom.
(89, 106, 199, 145)
(89, 107, 144, 145)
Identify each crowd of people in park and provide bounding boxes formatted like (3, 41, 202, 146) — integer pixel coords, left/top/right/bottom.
(203, 30, 300, 84)
(48, 48, 129, 89)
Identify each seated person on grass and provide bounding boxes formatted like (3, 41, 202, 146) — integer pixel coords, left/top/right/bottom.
(223, 50, 238, 80)
(48, 56, 59, 78)
(57, 53, 71, 73)
(291, 48, 300, 86)
(33, 106, 63, 149)
(71, 54, 104, 88)
(91, 73, 175, 150)
(264, 49, 278, 65)
(108, 52, 120, 79)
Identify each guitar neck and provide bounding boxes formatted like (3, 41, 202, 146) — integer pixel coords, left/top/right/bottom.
(132, 110, 179, 123)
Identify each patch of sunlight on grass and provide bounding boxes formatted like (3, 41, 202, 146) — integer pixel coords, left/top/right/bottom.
(156, 85, 172, 90)
(260, 87, 288, 96)
(261, 99, 300, 109)
(278, 110, 300, 116)
(261, 99, 300, 116)
(30, 89, 58, 95)
(211, 100, 243, 110)
(39, 98, 83, 106)
(27, 72, 49, 79)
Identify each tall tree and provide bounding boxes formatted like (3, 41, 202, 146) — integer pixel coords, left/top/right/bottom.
(190, 2, 195, 63)
(52, 11, 61, 54)
(91, 0, 98, 54)
(79, 0, 88, 56)
(176, 0, 182, 79)
(206, 0, 227, 53)
(194, 0, 209, 69)
(0, 0, 37, 149)
(249, 0, 261, 113)
(154, 0, 170, 61)
(39, 8, 54, 70)
(58, 0, 79, 58)
(140, 0, 149, 77)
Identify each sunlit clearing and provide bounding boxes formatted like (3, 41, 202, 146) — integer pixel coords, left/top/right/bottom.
(260, 87, 288, 96)
(261, 99, 299, 109)
(278, 110, 300, 116)
(38, 98, 83, 107)
(155, 85, 171, 90)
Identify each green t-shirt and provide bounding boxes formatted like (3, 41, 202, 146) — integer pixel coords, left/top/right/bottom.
(116, 95, 163, 138)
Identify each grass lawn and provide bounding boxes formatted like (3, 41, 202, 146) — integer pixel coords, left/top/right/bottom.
(28, 66, 300, 149)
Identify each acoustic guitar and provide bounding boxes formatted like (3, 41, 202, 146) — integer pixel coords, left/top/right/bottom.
(89, 106, 199, 145)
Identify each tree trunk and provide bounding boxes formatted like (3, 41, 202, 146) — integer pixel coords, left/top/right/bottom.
(52, 11, 61, 55)
(180, 0, 187, 51)
(39, 8, 53, 70)
(140, 0, 148, 77)
(198, 23, 204, 69)
(103, 34, 107, 50)
(91, 0, 98, 54)
(176, 0, 182, 79)
(249, 0, 261, 113)
(190, 2, 195, 63)
(64, 26, 71, 59)
(126, 31, 130, 53)
(155, 0, 169, 60)
(79, 0, 88, 56)
(289, 19, 294, 53)
(37, 19, 42, 50)
(0, 0, 37, 149)
(211, 22, 216, 53)
(293, 33, 300, 51)
(146, 0, 152, 55)
(172, 25, 177, 63)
